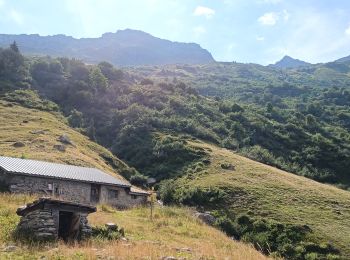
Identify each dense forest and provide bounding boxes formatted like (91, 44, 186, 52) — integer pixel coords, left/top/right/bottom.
(1, 43, 350, 189)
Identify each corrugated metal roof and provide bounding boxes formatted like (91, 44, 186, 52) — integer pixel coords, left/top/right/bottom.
(0, 156, 130, 187)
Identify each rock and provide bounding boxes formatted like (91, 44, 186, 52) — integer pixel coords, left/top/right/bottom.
(161, 257, 177, 260)
(3, 245, 17, 252)
(30, 130, 46, 134)
(58, 134, 75, 146)
(147, 177, 157, 184)
(194, 212, 216, 225)
(13, 141, 25, 148)
(176, 247, 192, 252)
(202, 158, 211, 165)
(23, 120, 29, 123)
(220, 163, 235, 170)
(53, 144, 66, 152)
(105, 223, 118, 231)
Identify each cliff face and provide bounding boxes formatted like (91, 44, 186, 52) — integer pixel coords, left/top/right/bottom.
(0, 29, 215, 66)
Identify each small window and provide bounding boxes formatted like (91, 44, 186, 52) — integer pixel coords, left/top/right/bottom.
(48, 183, 53, 191)
(131, 195, 138, 200)
(108, 189, 119, 199)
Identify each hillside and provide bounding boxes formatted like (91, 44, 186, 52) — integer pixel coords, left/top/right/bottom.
(270, 55, 311, 69)
(0, 44, 349, 258)
(159, 138, 350, 258)
(0, 97, 132, 178)
(0, 29, 214, 65)
(0, 194, 267, 259)
(0, 99, 268, 259)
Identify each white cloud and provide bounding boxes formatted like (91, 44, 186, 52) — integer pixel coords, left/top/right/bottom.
(256, 36, 265, 41)
(282, 9, 290, 21)
(260, 0, 282, 4)
(258, 10, 289, 26)
(193, 6, 215, 19)
(193, 26, 206, 37)
(264, 11, 350, 64)
(345, 25, 350, 36)
(258, 12, 279, 25)
(9, 9, 23, 25)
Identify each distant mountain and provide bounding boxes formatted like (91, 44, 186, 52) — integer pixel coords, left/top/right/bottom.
(0, 29, 215, 66)
(270, 55, 311, 69)
(335, 55, 350, 63)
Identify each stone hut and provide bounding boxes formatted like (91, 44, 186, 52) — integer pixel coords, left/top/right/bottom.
(0, 156, 149, 208)
(16, 198, 96, 241)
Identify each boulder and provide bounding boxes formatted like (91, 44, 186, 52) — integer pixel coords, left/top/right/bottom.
(221, 163, 235, 170)
(58, 134, 75, 146)
(147, 177, 157, 185)
(194, 212, 216, 225)
(13, 142, 25, 148)
(105, 223, 118, 232)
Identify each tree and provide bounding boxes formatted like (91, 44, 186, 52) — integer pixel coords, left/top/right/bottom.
(266, 102, 273, 113)
(88, 67, 108, 92)
(0, 44, 26, 83)
(10, 41, 19, 53)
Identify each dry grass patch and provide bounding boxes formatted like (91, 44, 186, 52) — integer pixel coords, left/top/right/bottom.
(0, 193, 267, 259)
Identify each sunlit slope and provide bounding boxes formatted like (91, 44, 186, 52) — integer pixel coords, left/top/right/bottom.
(0, 194, 267, 260)
(0, 100, 128, 178)
(175, 140, 350, 257)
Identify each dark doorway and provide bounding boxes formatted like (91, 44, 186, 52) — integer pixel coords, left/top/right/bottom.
(90, 184, 101, 203)
(58, 211, 81, 241)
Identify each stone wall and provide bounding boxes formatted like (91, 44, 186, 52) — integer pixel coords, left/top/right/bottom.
(0, 171, 148, 208)
(79, 213, 93, 239)
(16, 209, 57, 241)
(0, 169, 8, 191)
(16, 209, 93, 242)
(5, 174, 91, 204)
(100, 185, 147, 208)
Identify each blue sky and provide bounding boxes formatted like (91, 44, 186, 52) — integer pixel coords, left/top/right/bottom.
(0, 0, 350, 64)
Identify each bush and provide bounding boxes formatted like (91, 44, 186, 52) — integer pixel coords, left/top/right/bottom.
(91, 225, 124, 241)
(130, 174, 148, 186)
(212, 213, 340, 259)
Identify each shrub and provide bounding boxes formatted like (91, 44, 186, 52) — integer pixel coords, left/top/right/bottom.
(212, 213, 340, 259)
(130, 174, 148, 186)
(91, 225, 124, 241)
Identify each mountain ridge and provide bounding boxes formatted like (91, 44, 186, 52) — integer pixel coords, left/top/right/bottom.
(0, 29, 215, 66)
(270, 55, 312, 68)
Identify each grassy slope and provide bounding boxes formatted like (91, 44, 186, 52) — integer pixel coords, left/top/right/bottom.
(0, 195, 267, 260)
(175, 140, 350, 257)
(0, 102, 266, 259)
(0, 100, 127, 178)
